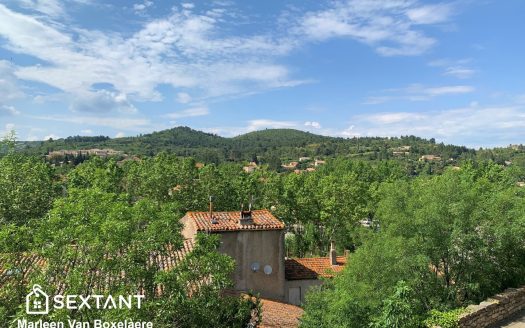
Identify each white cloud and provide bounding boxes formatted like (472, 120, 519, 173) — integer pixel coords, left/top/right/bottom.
(304, 121, 321, 128)
(17, 0, 65, 18)
(0, 3, 300, 109)
(80, 129, 93, 134)
(247, 119, 297, 131)
(176, 92, 192, 104)
(344, 104, 525, 147)
(115, 132, 125, 138)
(70, 90, 137, 114)
(1, 123, 16, 137)
(165, 106, 209, 119)
(133, 0, 153, 13)
(201, 119, 301, 137)
(44, 133, 60, 140)
(295, 0, 449, 56)
(0, 0, 460, 118)
(444, 67, 476, 79)
(30, 115, 152, 131)
(361, 112, 426, 124)
(0, 60, 24, 103)
(25, 134, 39, 141)
(406, 4, 453, 24)
(0, 105, 20, 116)
(429, 59, 477, 79)
(364, 84, 475, 104)
(423, 85, 475, 96)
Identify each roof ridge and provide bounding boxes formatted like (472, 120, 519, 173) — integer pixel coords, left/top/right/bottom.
(184, 209, 284, 232)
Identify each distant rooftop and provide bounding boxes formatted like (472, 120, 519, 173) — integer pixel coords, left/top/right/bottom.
(183, 209, 285, 232)
(285, 256, 347, 280)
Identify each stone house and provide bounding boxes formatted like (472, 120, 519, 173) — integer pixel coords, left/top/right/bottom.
(180, 209, 346, 305)
(419, 154, 442, 161)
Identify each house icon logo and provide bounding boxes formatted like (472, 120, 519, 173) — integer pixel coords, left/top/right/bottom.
(26, 284, 49, 315)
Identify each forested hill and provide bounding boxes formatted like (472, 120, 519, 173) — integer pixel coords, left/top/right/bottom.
(14, 126, 525, 167)
(232, 129, 333, 146)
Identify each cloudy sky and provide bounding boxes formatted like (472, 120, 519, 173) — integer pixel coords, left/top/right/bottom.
(0, 0, 524, 147)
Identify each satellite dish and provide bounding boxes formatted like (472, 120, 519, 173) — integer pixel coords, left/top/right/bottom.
(251, 262, 260, 272)
(264, 265, 273, 275)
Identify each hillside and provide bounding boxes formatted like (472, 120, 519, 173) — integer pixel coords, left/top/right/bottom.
(19, 127, 341, 160)
(13, 126, 525, 170)
(232, 129, 333, 147)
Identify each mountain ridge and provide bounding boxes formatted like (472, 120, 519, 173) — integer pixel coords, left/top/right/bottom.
(13, 126, 525, 168)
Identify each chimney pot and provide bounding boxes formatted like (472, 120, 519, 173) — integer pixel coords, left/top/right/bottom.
(239, 210, 253, 225)
(330, 240, 337, 266)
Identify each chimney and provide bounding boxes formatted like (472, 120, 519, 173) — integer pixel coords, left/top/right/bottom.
(239, 203, 254, 225)
(209, 196, 218, 224)
(329, 241, 337, 266)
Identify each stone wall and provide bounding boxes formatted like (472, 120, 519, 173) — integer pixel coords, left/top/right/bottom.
(458, 286, 525, 328)
(215, 230, 286, 301)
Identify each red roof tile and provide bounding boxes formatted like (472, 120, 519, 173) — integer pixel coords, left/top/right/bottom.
(0, 239, 195, 289)
(285, 256, 347, 280)
(221, 291, 303, 327)
(184, 209, 285, 232)
(260, 298, 304, 328)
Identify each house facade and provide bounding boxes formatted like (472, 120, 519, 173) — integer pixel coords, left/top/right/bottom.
(180, 209, 346, 304)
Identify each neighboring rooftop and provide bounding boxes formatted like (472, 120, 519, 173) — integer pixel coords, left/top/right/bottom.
(285, 256, 347, 280)
(183, 209, 285, 232)
(260, 298, 304, 328)
(0, 239, 195, 288)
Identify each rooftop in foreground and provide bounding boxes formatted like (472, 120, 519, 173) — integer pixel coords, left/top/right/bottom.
(183, 209, 285, 232)
(260, 298, 304, 328)
(0, 239, 195, 289)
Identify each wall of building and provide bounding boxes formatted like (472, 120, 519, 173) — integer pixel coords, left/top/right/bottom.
(180, 216, 197, 239)
(457, 286, 525, 328)
(215, 230, 286, 301)
(284, 279, 323, 305)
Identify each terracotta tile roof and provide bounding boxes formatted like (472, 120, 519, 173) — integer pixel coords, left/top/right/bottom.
(0, 253, 45, 285)
(260, 298, 304, 328)
(285, 256, 347, 280)
(183, 209, 285, 232)
(221, 291, 303, 327)
(0, 239, 195, 289)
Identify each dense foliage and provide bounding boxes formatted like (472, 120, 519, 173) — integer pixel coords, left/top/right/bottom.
(300, 164, 525, 327)
(0, 138, 258, 327)
(2, 130, 525, 327)
(17, 127, 489, 167)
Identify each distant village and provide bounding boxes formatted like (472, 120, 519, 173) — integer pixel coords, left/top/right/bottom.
(243, 157, 326, 174)
(46, 148, 127, 166)
(46, 144, 524, 188)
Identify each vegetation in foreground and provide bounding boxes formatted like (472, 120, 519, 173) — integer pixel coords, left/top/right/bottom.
(0, 139, 258, 327)
(300, 165, 525, 327)
(1, 133, 525, 327)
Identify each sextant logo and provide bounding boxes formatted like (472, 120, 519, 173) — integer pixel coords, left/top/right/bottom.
(26, 284, 50, 315)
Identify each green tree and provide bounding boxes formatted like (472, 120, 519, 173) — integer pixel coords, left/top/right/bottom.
(0, 152, 54, 225)
(1, 188, 258, 327)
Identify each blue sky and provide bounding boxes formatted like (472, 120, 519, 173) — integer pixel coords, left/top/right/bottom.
(0, 0, 524, 147)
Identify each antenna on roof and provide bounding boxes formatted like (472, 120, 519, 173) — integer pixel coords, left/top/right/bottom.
(209, 196, 218, 224)
(239, 201, 254, 226)
(249, 195, 257, 211)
